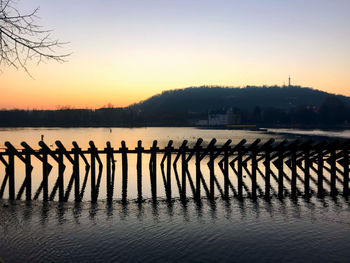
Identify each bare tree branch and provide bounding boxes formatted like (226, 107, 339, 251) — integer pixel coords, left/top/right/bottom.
(0, 0, 70, 75)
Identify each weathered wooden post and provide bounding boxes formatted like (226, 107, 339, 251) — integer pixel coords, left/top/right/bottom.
(72, 144, 81, 202)
(284, 140, 301, 197)
(24, 149, 32, 201)
(40, 146, 49, 201)
(72, 142, 90, 200)
(194, 139, 203, 201)
(150, 140, 158, 202)
(58, 148, 65, 202)
(39, 141, 65, 201)
(89, 141, 97, 203)
(6, 147, 15, 200)
(261, 139, 274, 199)
(165, 140, 173, 200)
(0, 154, 9, 199)
(264, 147, 271, 199)
(5, 142, 31, 201)
(73, 141, 87, 201)
(317, 143, 325, 196)
(208, 139, 217, 200)
(179, 140, 188, 201)
(251, 147, 257, 200)
(343, 143, 349, 196)
(223, 141, 231, 200)
(304, 143, 311, 197)
(95, 149, 103, 199)
(120, 141, 128, 203)
(249, 139, 261, 200)
(276, 141, 286, 198)
(228, 140, 246, 199)
(330, 144, 337, 196)
(136, 140, 143, 202)
(291, 144, 297, 197)
(21, 142, 52, 201)
(237, 145, 243, 199)
(106, 142, 113, 203)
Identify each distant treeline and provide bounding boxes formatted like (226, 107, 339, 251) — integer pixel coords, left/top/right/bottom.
(0, 86, 350, 127)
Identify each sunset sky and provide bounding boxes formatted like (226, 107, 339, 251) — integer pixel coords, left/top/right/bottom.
(1, 0, 349, 109)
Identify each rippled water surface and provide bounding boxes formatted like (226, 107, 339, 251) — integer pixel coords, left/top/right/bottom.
(1, 197, 350, 262)
(0, 128, 349, 262)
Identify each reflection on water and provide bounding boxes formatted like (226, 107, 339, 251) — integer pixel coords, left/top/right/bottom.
(0, 127, 290, 149)
(1, 128, 349, 262)
(0, 127, 348, 202)
(0, 197, 350, 262)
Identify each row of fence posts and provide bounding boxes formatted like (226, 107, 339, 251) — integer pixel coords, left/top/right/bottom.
(0, 138, 349, 203)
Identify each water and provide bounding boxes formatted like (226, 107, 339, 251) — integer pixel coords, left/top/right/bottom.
(1, 127, 344, 201)
(266, 128, 350, 140)
(0, 127, 349, 262)
(0, 197, 350, 262)
(0, 127, 289, 149)
(0, 127, 292, 202)
(1, 127, 348, 150)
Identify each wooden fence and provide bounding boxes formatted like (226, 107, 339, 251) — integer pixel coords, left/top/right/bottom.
(0, 138, 349, 203)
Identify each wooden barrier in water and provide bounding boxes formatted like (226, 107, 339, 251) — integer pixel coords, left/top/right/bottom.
(0, 138, 349, 202)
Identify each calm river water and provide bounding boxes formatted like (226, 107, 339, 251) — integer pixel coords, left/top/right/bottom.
(0, 127, 349, 262)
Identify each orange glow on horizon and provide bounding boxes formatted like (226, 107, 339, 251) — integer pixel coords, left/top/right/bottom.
(1, 43, 349, 110)
(1, 0, 349, 110)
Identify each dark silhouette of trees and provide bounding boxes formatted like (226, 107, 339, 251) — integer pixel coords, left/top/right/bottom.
(0, 86, 349, 128)
(0, 0, 68, 74)
(292, 106, 318, 125)
(252, 106, 262, 124)
(133, 86, 350, 113)
(319, 96, 347, 125)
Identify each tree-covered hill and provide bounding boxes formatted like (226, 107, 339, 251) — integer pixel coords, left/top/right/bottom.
(131, 86, 350, 113)
(0, 85, 349, 127)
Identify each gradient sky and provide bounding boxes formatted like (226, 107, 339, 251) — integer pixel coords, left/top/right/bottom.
(1, 0, 349, 109)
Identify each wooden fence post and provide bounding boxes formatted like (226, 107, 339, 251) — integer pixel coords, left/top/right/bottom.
(136, 140, 143, 202)
(2, 138, 347, 203)
(194, 140, 202, 201)
(89, 141, 97, 203)
(73, 146, 81, 202)
(150, 140, 158, 202)
(120, 141, 128, 203)
(317, 145, 325, 196)
(330, 146, 337, 196)
(343, 144, 349, 196)
(25, 149, 32, 201)
(106, 142, 113, 203)
(223, 143, 230, 200)
(278, 147, 284, 198)
(291, 146, 297, 197)
(179, 140, 188, 201)
(165, 140, 173, 201)
(41, 148, 49, 202)
(304, 144, 311, 197)
(261, 139, 275, 199)
(7, 148, 15, 200)
(58, 149, 65, 202)
(237, 147, 243, 199)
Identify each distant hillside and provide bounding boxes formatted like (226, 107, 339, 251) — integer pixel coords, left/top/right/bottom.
(131, 86, 350, 112)
(0, 85, 349, 127)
